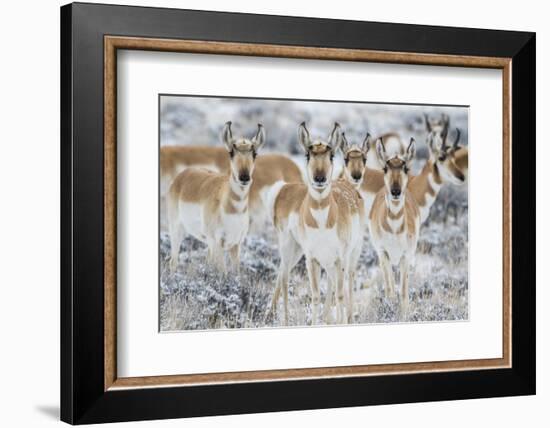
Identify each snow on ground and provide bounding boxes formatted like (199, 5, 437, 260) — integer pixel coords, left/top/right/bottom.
(159, 95, 469, 331)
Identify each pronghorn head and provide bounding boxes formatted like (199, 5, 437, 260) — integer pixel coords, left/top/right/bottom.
(375, 137, 416, 204)
(298, 122, 342, 191)
(424, 113, 450, 153)
(425, 114, 466, 184)
(222, 121, 266, 186)
(340, 132, 371, 186)
(436, 128, 466, 184)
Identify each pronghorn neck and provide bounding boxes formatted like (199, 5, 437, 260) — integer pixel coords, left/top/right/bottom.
(342, 172, 362, 191)
(304, 183, 334, 228)
(420, 158, 443, 197)
(307, 180, 332, 203)
(383, 194, 405, 233)
(224, 173, 251, 214)
(385, 194, 405, 215)
(428, 157, 443, 184)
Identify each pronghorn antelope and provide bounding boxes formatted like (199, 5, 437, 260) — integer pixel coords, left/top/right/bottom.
(268, 123, 365, 325)
(160, 142, 303, 231)
(369, 137, 420, 312)
(166, 122, 266, 273)
(408, 114, 468, 223)
(340, 132, 411, 217)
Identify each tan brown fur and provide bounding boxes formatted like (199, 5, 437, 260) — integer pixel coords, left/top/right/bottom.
(360, 167, 385, 194)
(408, 159, 442, 209)
(339, 133, 396, 218)
(369, 137, 420, 314)
(406, 116, 468, 224)
(166, 122, 265, 273)
(161, 146, 302, 195)
(270, 123, 365, 325)
(161, 146, 303, 231)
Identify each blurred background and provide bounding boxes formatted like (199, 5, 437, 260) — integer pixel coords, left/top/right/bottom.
(160, 95, 468, 168)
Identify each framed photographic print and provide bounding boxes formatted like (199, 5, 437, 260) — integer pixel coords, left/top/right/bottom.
(60, 2, 536, 424)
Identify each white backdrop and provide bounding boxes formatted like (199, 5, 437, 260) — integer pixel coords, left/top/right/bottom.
(118, 50, 502, 378)
(0, 0, 546, 427)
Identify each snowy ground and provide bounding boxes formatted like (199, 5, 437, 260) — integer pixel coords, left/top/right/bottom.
(159, 95, 469, 331)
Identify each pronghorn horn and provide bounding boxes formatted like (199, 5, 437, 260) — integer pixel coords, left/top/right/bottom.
(424, 113, 432, 132)
(224, 121, 233, 137)
(406, 137, 416, 161)
(453, 128, 461, 148)
(441, 118, 450, 149)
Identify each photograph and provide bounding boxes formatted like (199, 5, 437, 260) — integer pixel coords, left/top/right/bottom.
(159, 95, 469, 331)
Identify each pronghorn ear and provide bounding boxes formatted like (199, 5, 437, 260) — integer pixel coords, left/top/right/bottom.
(362, 133, 371, 155)
(298, 122, 311, 153)
(424, 114, 432, 132)
(406, 138, 416, 163)
(340, 132, 349, 154)
(252, 124, 266, 151)
(328, 122, 342, 151)
(221, 121, 234, 152)
(375, 138, 387, 167)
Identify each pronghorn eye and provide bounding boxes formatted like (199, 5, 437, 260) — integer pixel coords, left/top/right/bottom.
(330, 153, 334, 161)
(404, 166, 409, 174)
(344, 157, 349, 166)
(252, 150, 257, 160)
(383, 165, 388, 173)
(305, 153, 310, 161)
(229, 150, 234, 158)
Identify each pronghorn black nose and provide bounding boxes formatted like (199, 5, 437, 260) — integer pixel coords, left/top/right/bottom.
(391, 187, 401, 197)
(314, 174, 326, 184)
(239, 172, 250, 183)
(352, 172, 362, 181)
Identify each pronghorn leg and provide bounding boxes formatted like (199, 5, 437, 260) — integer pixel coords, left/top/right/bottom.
(305, 257, 321, 325)
(167, 197, 184, 274)
(324, 260, 345, 324)
(335, 260, 346, 324)
(207, 240, 226, 273)
(347, 247, 361, 323)
(169, 224, 185, 274)
(379, 251, 396, 299)
(272, 234, 302, 326)
(270, 274, 282, 314)
(399, 256, 410, 317)
(347, 269, 355, 324)
(323, 268, 336, 324)
(228, 245, 241, 275)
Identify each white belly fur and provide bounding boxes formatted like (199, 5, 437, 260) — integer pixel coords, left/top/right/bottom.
(382, 232, 409, 265)
(179, 201, 206, 242)
(219, 212, 249, 249)
(179, 201, 249, 248)
(300, 225, 342, 268)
